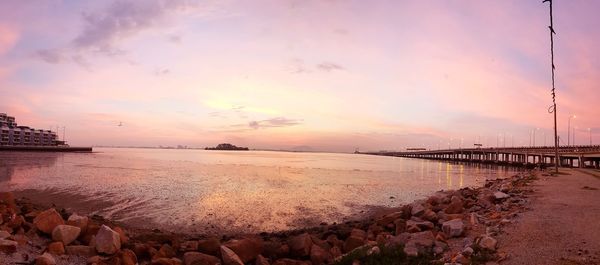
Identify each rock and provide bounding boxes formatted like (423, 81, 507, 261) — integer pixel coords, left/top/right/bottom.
(350, 228, 367, 239)
(375, 211, 402, 226)
(152, 257, 183, 265)
(224, 237, 263, 263)
(287, 233, 312, 257)
(470, 213, 479, 226)
(442, 219, 464, 238)
(35, 252, 56, 265)
(343, 234, 365, 253)
(494, 191, 509, 200)
(394, 219, 406, 235)
(66, 213, 88, 234)
(403, 245, 418, 257)
(48, 241, 65, 255)
(462, 246, 474, 257)
(0, 230, 10, 239)
(52, 225, 81, 245)
(113, 226, 129, 245)
(444, 197, 464, 214)
(120, 249, 138, 265)
(272, 259, 311, 265)
(479, 235, 498, 250)
(221, 245, 244, 265)
(198, 238, 221, 256)
(95, 225, 121, 255)
(0, 239, 18, 254)
(180, 241, 199, 252)
(87, 256, 103, 264)
(406, 220, 434, 231)
(422, 209, 438, 222)
(408, 231, 434, 248)
(329, 246, 342, 259)
(65, 245, 97, 257)
(183, 251, 220, 265)
(156, 244, 177, 259)
(310, 244, 330, 265)
(411, 203, 426, 216)
(256, 254, 270, 265)
(33, 209, 64, 234)
(366, 246, 380, 256)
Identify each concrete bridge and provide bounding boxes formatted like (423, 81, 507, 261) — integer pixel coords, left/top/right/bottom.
(364, 145, 600, 168)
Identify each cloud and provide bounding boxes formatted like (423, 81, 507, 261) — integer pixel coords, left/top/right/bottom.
(153, 68, 170, 76)
(33, 0, 200, 67)
(35, 49, 65, 64)
(72, 0, 191, 53)
(316, 62, 344, 72)
(288, 58, 309, 74)
(167, 34, 182, 44)
(248, 117, 303, 129)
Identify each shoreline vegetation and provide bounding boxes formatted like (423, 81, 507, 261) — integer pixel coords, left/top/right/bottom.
(205, 144, 250, 151)
(0, 172, 537, 265)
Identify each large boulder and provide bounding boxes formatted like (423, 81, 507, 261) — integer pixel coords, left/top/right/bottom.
(224, 237, 263, 263)
(0, 231, 10, 239)
(287, 233, 312, 257)
(183, 251, 220, 265)
(442, 219, 464, 238)
(411, 203, 426, 216)
(343, 234, 365, 253)
(310, 244, 330, 265)
(95, 225, 121, 255)
(444, 196, 464, 214)
(256, 254, 270, 265)
(221, 245, 244, 265)
(33, 209, 65, 234)
(52, 225, 81, 245)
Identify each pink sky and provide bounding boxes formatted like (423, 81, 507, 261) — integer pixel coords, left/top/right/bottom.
(1, 0, 599, 152)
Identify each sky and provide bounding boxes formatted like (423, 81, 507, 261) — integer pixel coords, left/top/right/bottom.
(1, 0, 599, 152)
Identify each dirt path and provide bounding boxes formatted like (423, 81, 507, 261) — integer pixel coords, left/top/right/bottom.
(497, 168, 600, 265)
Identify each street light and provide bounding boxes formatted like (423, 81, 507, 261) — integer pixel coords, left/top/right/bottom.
(568, 114, 576, 146)
(573, 126, 578, 146)
(533, 128, 539, 147)
(589, 128, 593, 146)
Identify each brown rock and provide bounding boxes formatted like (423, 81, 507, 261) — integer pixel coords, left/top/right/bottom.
(408, 231, 434, 248)
(329, 246, 342, 259)
(350, 228, 366, 239)
(444, 200, 463, 214)
(0, 239, 18, 254)
(113, 226, 129, 245)
(221, 245, 244, 265)
(8, 215, 25, 229)
(52, 224, 81, 246)
(183, 251, 220, 265)
(35, 252, 56, 265)
(66, 213, 88, 234)
(343, 235, 364, 253)
(152, 257, 183, 265)
(48, 241, 65, 255)
(0, 230, 10, 239)
(224, 237, 263, 263)
(66, 245, 97, 257)
(198, 238, 221, 256)
(33, 209, 64, 234)
(375, 211, 402, 226)
(325, 234, 343, 249)
(287, 233, 312, 257)
(95, 225, 121, 255)
(120, 249, 138, 265)
(180, 241, 199, 252)
(272, 259, 311, 265)
(310, 244, 330, 265)
(155, 244, 177, 259)
(256, 254, 270, 265)
(478, 235, 497, 250)
(394, 219, 406, 235)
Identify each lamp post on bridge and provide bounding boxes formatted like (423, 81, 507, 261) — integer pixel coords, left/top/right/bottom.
(589, 128, 593, 146)
(568, 115, 576, 146)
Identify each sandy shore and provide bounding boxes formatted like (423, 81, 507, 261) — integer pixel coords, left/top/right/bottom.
(497, 169, 600, 264)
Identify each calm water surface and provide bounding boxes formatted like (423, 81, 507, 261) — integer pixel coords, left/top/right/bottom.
(0, 148, 519, 234)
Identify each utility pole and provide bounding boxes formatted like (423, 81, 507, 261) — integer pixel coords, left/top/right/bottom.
(544, 0, 559, 173)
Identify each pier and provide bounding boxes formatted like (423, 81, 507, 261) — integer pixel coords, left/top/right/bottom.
(365, 145, 600, 168)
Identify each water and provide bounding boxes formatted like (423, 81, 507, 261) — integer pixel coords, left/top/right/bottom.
(0, 148, 519, 234)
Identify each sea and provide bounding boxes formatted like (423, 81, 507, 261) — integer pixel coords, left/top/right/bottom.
(0, 148, 520, 234)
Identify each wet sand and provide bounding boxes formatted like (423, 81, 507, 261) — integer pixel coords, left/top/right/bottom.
(497, 169, 600, 264)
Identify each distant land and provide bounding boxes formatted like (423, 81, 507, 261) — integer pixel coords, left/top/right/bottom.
(205, 143, 249, 151)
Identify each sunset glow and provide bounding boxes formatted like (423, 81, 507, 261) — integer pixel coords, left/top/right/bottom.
(1, 0, 599, 151)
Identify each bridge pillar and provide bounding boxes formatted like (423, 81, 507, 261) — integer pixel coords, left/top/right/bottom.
(579, 155, 585, 168)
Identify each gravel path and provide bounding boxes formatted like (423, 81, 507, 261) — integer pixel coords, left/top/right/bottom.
(497, 169, 600, 265)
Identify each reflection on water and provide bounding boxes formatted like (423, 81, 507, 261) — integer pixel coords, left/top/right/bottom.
(0, 148, 520, 234)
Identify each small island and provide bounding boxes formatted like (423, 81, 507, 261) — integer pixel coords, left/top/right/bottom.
(205, 143, 249, 151)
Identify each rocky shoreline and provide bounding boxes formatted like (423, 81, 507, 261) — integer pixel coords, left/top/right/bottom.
(0, 172, 537, 265)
